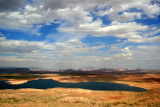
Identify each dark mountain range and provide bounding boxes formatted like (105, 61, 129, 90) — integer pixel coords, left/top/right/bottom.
(0, 68, 31, 73)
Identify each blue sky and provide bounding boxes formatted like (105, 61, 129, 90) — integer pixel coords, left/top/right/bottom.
(0, 0, 160, 69)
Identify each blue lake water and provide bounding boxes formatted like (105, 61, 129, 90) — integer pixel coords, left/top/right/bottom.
(0, 79, 147, 92)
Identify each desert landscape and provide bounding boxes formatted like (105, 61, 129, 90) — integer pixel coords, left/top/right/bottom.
(0, 0, 160, 107)
(0, 68, 160, 107)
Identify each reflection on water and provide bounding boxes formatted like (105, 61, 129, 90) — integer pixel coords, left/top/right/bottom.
(0, 79, 147, 92)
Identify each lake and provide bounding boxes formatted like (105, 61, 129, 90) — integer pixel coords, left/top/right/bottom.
(0, 79, 147, 92)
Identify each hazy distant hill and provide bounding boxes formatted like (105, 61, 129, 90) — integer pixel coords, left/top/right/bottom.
(0, 68, 31, 73)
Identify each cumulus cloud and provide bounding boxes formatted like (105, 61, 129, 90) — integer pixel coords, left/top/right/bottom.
(56, 7, 93, 26)
(0, 37, 48, 54)
(59, 20, 148, 41)
(0, 36, 105, 56)
(38, 0, 105, 12)
(0, 0, 159, 30)
(52, 39, 105, 56)
(106, 45, 160, 69)
(0, 0, 160, 69)
(0, 0, 159, 48)
(127, 36, 160, 43)
(0, 36, 107, 69)
(127, 28, 160, 43)
(130, 46, 160, 66)
(118, 12, 142, 21)
(0, 0, 94, 29)
(98, 0, 160, 20)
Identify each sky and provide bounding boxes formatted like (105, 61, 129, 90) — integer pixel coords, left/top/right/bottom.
(0, 0, 160, 69)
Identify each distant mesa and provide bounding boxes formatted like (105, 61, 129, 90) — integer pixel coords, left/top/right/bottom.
(0, 68, 31, 73)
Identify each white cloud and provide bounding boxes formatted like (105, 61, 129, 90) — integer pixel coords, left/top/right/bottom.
(38, 0, 105, 12)
(118, 12, 142, 21)
(0, 4, 53, 29)
(0, 0, 160, 69)
(0, 36, 105, 58)
(52, 39, 105, 56)
(0, 32, 4, 36)
(108, 46, 133, 60)
(130, 46, 160, 65)
(0, 0, 94, 30)
(127, 28, 160, 43)
(0, 36, 107, 69)
(127, 36, 160, 43)
(35, 33, 42, 36)
(98, 0, 160, 19)
(56, 7, 93, 26)
(0, 36, 160, 69)
(59, 21, 148, 40)
(144, 28, 160, 37)
(0, 0, 159, 45)
(0, 37, 49, 54)
(102, 45, 160, 69)
(0, 0, 159, 30)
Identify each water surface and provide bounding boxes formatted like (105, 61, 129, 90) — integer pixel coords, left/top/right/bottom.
(0, 79, 147, 92)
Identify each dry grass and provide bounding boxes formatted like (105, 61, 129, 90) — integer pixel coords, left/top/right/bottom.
(0, 88, 160, 107)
